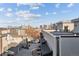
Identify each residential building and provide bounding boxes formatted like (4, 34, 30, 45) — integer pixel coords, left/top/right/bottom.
(0, 27, 27, 55)
(55, 21, 74, 32)
(71, 18, 79, 33)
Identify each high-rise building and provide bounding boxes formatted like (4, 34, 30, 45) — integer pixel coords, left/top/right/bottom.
(40, 25, 43, 29)
(43, 25, 47, 29)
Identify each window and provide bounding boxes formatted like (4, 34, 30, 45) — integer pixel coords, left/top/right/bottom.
(64, 26, 69, 32)
(74, 24, 77, 27)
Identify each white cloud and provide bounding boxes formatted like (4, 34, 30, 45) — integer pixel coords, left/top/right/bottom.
(55, 4, 60, 8)
(5, 12, 13, 17)
(67, 3, 74, 7)
(52, 12, 57, 15)
(30, 6, 39, 10)
(45, 12, 57, 15)
(17, 3, 44, 7)
(29, 3, 44, 7)
(0, 8, 4, 11)
(17, 3, 29, 7)
(16, 10, 41, 20)
(17, 3, 30, 6)
(29, 3, 44, 10)
(17, 3, 44, 10)
(16, 18, 21, 21)
(45, 12, 49, 15)
(7, 21, 14, 23)
(7, 8, 12, 11)
(16, 10, 30, 17)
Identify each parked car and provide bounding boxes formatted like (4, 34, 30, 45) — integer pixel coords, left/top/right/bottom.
(21, 43, 29, 49)
(32, 48, 41, 56)
(5, 50, 15, 56)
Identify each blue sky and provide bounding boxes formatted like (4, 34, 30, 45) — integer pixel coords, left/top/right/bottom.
(0, 3, 79, 27)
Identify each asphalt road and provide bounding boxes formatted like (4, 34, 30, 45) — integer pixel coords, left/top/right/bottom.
(16, 43, 39, 56)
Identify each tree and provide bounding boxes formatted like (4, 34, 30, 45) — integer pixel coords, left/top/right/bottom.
(25, 26, 40, 40)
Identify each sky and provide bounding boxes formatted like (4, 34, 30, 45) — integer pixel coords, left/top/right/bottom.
(0, 3, 79, 27)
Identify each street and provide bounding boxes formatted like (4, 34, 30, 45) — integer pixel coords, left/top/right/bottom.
(16, 42, 39, 56)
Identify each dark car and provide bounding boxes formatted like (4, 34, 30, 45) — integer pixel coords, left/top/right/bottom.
(21, 44, 29, 49)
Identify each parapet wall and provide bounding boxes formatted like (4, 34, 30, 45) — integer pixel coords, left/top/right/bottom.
(42, 31, 57, 56)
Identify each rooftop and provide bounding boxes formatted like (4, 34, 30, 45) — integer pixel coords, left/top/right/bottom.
(71, 18, 79, 22)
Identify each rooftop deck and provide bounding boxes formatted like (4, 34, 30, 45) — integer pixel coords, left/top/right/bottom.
(42, 30, 79, 56)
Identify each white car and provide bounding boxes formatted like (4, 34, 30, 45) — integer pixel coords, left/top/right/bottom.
(5, 50, 15, 56)
(32, 48, 41, 56)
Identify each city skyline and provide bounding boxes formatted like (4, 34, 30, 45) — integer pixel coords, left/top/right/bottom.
(0, 3, 79, 27)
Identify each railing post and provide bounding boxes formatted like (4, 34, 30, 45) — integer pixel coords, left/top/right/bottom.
(56, 37, 60, 56)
